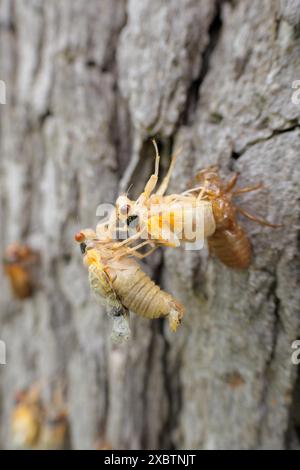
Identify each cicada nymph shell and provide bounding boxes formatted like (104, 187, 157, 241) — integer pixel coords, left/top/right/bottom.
(192, 166, 280, 268)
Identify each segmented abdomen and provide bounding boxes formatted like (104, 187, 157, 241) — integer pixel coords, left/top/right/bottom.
(208, 224, 251, 269)
(111, 264, 182, 320)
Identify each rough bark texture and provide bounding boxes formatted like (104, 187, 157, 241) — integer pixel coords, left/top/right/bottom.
(0, 0, 300, 450)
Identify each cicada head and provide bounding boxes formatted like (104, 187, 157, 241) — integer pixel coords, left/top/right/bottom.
(116, 194, 133, 220)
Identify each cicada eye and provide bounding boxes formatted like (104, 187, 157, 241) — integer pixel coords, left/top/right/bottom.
(75, 232, 85, 243)
(80, 243, 87, 254)
(119, 204, 130, 216)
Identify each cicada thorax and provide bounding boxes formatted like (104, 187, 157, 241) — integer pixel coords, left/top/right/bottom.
(84, 248, 124, 316)
(128, 196, 216, 248)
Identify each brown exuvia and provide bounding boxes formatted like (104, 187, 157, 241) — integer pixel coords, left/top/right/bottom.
(3, 243, 39, 299)
(194, 166, 280, 269)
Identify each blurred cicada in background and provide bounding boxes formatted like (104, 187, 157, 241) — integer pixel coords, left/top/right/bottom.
(3, 243, 39, 300)
(11, 385, 44, 449)
(11, 382, 69, 450)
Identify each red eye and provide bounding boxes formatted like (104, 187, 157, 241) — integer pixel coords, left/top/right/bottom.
(75, 232, 85, 242)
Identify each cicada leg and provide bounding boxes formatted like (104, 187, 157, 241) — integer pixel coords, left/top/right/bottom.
(112, 227, 147, 249)
(155, 146, 181, 197)
(237, 206, 282, 228)
(136, 139, 160, 205)
(128, 242, 158, 259)
(232, 183, 263, 195)
(196, 178, 210, 202)
(225, 173, 238, 192)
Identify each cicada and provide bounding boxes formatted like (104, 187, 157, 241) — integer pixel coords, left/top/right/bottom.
(3, 243, 39, 299)
(97, 141, 216, 250)
(192, 166, 280, 268)
(97, 141, 280, 268)
(75, 229, 184, 334)
(11, 385, 44, 449)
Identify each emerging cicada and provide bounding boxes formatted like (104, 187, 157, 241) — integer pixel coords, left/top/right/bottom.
(97, 141, 216, 250)
(78, 142, 280, 336)
(3, 243, 39, 299)
(97, 141, 280, 268)
(75, 229, 184, 335)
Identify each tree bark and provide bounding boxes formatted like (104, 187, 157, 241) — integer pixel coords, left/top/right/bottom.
(0, 0, 299, 450)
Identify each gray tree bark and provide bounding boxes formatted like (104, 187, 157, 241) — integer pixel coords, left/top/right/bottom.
(0, 0, 299, 450)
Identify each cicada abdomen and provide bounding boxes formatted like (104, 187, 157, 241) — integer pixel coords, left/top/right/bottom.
(106, 257, 184, 331)
(207, 225, 251, 269)
(76, 230, 185, 332)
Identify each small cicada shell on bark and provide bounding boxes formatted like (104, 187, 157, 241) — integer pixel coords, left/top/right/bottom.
(3, 243, 39, 299)
(75, 230, 184, 333)
(11, 384, 44, 449)
(192, 166, 281, 268)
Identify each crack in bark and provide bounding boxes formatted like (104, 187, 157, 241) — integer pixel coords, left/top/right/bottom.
(111, 9, 132, 179)
(285, 363, 300, 449)
(257, 277, 282, 447)
(141, 322, 157, 449)
(180, 0, 223, 126)
(231, 123, 300, 161)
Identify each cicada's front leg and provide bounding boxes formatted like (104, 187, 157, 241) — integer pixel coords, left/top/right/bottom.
(136, 139, 160, 207)
(155, 147, 180, 197)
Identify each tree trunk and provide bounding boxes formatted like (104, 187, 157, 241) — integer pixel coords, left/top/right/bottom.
(0, 0, 299, 450)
